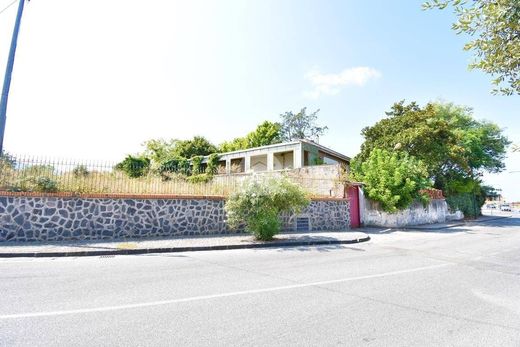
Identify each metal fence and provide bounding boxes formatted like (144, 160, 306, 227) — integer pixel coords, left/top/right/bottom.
(0, 154, 344, 197)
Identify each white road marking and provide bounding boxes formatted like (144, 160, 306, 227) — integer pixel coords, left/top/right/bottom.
(0, 263, 450, 320)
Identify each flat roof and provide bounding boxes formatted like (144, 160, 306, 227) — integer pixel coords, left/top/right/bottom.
(207, 139, 351, 162)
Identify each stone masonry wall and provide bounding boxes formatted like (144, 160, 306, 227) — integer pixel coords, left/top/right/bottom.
(281, 200, 350, 232)
(0, 195, 350, 242)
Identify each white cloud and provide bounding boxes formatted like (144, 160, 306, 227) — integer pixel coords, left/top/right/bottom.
(304, 66, 381, 98)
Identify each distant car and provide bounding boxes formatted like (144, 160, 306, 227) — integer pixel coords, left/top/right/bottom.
(500, 204, 512, 211)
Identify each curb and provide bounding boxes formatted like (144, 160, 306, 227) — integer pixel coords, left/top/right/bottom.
(464, 215, 511, 224)
(398, 215, 511, 232)
(0, 236, 371, 258)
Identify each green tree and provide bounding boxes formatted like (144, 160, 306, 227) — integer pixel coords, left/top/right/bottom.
(279, 107, 328, 142)
(219, 137, 248, 152)
(219, 121, 282, 152)
(423, 0, 520, 95)
(115, 155, 151, 178)
(351, 149, 431, 213)
(357, 101, 510, 194)
(172, 136, 217, 158)
(245, 121, 282, 148)
(142, 139, 178, 163)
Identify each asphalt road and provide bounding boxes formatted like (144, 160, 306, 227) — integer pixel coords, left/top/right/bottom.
(1, 216, 519, 346)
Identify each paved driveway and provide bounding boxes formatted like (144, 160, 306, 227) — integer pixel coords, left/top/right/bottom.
(1, 217, 519, 346)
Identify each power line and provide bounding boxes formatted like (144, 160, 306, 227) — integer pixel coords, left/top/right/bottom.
(0, 0, 17, 15)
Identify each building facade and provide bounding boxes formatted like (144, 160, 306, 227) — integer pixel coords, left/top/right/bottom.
(208, 139, 350, 174)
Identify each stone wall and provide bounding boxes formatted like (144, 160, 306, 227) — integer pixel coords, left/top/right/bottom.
(213, 164, 345, 198)
(361, 197, 463, 228)
(0, 194, 350, 242)
(281, 199, 350, 232)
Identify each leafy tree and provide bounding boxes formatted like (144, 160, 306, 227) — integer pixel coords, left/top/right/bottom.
(225, 177, 310, 240)
(115, 155, 151, 178)
(219, 137, 248, 152)
(357, 101, 510, 195)
(173, 136, 217, 158)
(423, 0, 520, 95)
(279, 107, 328, 142)
(142, 136, 217, 162)
(142, 139, 178, 163)
(245, 121, 282, 148)
(351, 149, 431, 213)
(219, 121, 282, 152)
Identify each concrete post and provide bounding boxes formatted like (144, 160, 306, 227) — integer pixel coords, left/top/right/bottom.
(244, 155, 251, 173)
(293, 146, 303, 168)
(267, 152, 274, 171)
(225, 159, 231, 174)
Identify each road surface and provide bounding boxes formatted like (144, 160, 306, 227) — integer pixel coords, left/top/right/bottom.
(1, 216, 519, 346)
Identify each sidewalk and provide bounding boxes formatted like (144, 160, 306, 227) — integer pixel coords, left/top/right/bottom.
(0, 231, 370, 258)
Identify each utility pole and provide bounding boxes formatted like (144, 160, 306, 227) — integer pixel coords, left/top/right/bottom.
(0, 0, 27, 155)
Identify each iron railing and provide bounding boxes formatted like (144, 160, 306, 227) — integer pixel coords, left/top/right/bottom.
(0, 154, 345, 197)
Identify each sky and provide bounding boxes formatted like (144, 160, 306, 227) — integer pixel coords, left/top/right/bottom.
(0, 0, 518, 200)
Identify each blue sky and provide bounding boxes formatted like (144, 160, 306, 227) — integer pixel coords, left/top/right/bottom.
(0, 0, 518, 199)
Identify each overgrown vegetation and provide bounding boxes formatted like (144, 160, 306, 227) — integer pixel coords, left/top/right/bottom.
(351, 149, 431, 212)
(225, 177, 310, 240)
(354, 101, 509, 216)
(115, 156, 151, 178)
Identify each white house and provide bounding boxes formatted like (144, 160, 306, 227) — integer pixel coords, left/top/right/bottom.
(206, 139, 350, 174)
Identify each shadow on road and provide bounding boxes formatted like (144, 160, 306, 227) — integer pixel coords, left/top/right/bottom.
(360, 215, 519, 235)
(274, 244, 366, 253)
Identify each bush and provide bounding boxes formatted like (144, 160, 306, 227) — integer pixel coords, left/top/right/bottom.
(8, 175, 58, 193)
(186, 173, 212, 184)
(191, 156, 203, 174)
(351, 148, 431, 213)
(72, 165, 89, 178)
(34, 176, 59, 192)
(225, 177, 310, 240)
(115, 155, 150, 178)
(206, 153, 220, 174)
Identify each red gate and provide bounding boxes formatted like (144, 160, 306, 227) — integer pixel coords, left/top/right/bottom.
(347, 185, 360, 228)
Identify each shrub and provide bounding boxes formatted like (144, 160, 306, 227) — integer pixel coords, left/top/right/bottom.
(158, 158, 180, 174)
(72, 165, 89, 178)
(187, 173, 212, 184)
(206, 153, 220, 174)
(178, 158, 191, 176)
(34, 176, 59, 192)
(446, 191, 486, 219)
(351, 148, 431, 213)
(8, 175, 58, 193)
(115, 155, 150, 178)
(191, 156, 203, 174)
(225, 177, 310, 240)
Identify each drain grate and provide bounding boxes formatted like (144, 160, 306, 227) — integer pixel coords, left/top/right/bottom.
(296, 217, 310, 232)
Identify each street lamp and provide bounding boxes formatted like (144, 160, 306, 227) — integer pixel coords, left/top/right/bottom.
(0, 0, 28, 155)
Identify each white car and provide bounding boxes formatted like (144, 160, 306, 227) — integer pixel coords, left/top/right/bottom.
(500, 204, 512, 212)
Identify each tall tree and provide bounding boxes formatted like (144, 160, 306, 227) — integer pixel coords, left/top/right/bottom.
(279, 108, 328, 142)
(423, 0, 520, 95)
(219, 121, 282, 152)
(172, 136, 217, 158)
(356, 101, 510, 194)
(245, 121, 282, 148)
